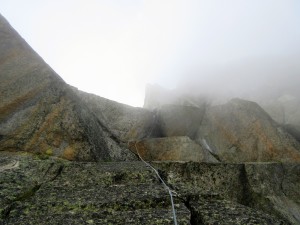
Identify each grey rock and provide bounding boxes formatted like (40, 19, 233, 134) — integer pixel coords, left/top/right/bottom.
(157, 104, 206, 139)
(129, 136, 219, 163)
(196, 98, 300, 162)
(0, 13, 134, 161)
(1, 152, 298, 224)
(153, 161, 299, 224)
(74, 88, 162, 142)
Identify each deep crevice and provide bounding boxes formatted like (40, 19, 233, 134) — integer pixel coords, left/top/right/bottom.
(182, 195, 205, 225)
(239, 164, 253, 206)
(155, 167, 205, 225)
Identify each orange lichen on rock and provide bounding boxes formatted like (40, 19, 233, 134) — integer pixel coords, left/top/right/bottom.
(62, 146, 76, 161)
(0, 88, 39, 120)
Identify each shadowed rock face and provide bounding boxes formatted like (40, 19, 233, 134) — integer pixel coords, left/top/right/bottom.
(75, 89, 163, 142)
(157, 104, 206, 139)
(0, 14, 135, 161)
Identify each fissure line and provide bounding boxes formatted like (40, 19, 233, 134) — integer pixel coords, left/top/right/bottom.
(134, 142, 178, 225)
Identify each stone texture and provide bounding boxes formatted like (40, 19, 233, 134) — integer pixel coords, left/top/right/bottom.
(0, 14, 135, 161)
(129, 136, 218, 163)
(157, 104, 206, 139)
(1, 152, 298, 224)
(0, 152, 189, 225)
(153, 161, 299, 224)
(75, 89, 162, 142)
(196, 98, 300, 162)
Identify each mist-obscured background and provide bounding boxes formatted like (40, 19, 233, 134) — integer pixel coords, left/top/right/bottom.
(1, 0, 300, 106)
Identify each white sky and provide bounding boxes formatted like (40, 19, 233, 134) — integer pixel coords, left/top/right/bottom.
(1, 0, 300, 106)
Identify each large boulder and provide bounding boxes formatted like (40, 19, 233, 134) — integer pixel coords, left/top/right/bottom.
(0, 14, 134, 161)
(129, 136, 218, 162)
(196, 98, 300, 162)
(156, 104, 206, 139)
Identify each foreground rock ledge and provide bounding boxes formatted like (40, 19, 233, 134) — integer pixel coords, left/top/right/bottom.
(0, 152, 299, 225)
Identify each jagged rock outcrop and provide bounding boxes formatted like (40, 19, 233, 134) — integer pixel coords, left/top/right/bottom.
(197, 98, 300, 162)
(0, 14, 135, 161)
(1, 151, 299, 224)
(144, 85, 300, 162)
(74, 89, 162, 142)
(129, 136, 218, 162)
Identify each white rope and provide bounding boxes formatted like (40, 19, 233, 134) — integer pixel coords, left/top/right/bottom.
(134, 142, 178, 225)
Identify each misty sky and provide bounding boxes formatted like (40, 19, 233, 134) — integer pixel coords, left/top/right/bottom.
(1, 0, 300, 106)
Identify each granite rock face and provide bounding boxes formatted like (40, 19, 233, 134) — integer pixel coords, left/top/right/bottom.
(153, 161, 300, 224)
(156, 104, 206, 139)
(75, 89, 162, 142)
(1, 152, 298, 224)
(129, 136, 218, 163)
(0, 14, 135, 161)
(144, 84, 300, 163)
(197, 98, 300, 162)
(0, 152, 190, 225)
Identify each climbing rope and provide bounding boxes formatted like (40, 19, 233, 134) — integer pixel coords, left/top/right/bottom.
(133, 142, 178, 225)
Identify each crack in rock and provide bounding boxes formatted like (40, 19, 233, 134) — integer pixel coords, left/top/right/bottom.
(1, 163, 64, 221)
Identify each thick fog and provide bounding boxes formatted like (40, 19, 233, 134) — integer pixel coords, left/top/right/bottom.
(1, 0, 300, 106)
(176, 54, 300, 104)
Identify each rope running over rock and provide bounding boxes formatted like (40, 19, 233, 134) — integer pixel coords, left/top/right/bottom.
(134, 142, 178, 225)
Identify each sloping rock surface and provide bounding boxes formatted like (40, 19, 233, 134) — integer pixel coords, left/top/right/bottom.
(197, 98, 300, 162)
(1, 152, 298, 224)
(144, 85, 300, 163)
(0, 14, 134, 161)
(129, 136, 218, 163)
(75, 89, 162, 142)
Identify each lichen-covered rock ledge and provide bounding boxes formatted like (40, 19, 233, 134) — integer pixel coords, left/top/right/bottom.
(1, 152, 299, 225)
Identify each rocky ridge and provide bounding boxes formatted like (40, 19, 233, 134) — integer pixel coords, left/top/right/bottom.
(0, 14, 135, 162)
(0, 13, 300, 224)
